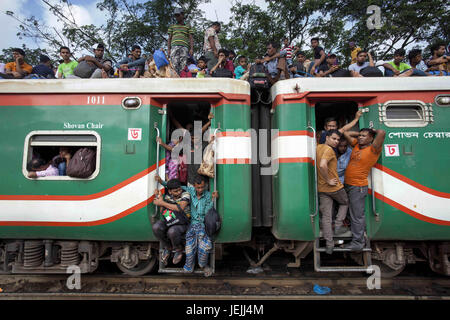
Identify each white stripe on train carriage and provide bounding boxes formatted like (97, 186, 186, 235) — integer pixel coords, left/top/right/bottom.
(0, 165, 165, 223)
(271, 135, 315, 161)
(270, 77, 449, 101)
(0, 78, 251, 95)
(370, 167, 450, 222)
(216, 136, 252, 161)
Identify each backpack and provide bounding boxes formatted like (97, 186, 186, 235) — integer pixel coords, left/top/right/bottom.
(360, 66, 384, 77)
(330, 68, 351, 77)
(153, 50, 169, 69)
(180, 66, 193, 78)
(248, 63, 270, 89)
(204, 207, 221, 237)
(73, 60, 97, 78)
(212, 68, 233, 78)
(67, 148, 96, 178)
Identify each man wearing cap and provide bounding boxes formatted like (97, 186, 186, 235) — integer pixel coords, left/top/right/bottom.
(1, 48, 33, 79)
(317, 53, 341, 77)
(203, 22, 221, 71)
(168, 8, 194, 75)
(349, 41, 362, 64)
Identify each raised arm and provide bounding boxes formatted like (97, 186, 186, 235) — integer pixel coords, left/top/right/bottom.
(343, 131, 358, 146)
(202, 113, 214, 133)
(372, 129, 386, 151)
(339, 110, 363, 133)
(368, 52, 374, 67)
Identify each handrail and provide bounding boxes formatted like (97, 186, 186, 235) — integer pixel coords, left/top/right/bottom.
(153, 123, 160, 223)
(307, 125, 318, 224)
(370, 168, 380, 222)
(213, 127, 221, 209)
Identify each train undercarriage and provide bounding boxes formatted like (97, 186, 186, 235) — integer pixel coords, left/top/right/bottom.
(0, 238, 448, 277)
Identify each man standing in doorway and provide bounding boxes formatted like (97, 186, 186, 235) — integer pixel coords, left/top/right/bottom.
(168, 8, 194, 75)
(342, 128, 386, 251)
(317, 130, 349, 254)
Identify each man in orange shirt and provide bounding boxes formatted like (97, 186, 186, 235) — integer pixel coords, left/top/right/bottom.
(342, 128, 386, 251)
(317, 129, 349, 254)
(0, 48, 33, 79)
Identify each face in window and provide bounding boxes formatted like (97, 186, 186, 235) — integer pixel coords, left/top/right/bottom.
(324, 120, 338, 131)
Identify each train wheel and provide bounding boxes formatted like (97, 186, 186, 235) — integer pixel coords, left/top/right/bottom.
(116, 249, 157, 276)
(373, 260, 405, 278)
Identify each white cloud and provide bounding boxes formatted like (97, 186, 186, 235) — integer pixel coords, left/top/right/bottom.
(199, 0, 268, 23)
(0, 0, 32, 50)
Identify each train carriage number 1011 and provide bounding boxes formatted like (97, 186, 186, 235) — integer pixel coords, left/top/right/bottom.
(87, 96, 105, 105)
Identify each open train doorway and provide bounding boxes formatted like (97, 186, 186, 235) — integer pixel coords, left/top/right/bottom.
(315, 101, 360, 142)
(165, 101, 212, 186)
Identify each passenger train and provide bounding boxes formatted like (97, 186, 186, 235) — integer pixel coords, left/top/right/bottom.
(0, 77, 448, 277)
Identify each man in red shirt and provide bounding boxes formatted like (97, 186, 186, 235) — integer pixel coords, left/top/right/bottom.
(342, 128, 386, 251)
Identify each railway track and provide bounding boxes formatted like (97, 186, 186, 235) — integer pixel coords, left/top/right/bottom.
(0, 274, 449, 300)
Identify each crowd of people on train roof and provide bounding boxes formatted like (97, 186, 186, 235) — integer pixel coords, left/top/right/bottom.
(1, 7, 449, 82)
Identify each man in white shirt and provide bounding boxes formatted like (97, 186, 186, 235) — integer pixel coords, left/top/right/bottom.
(349, 50, 374, 75)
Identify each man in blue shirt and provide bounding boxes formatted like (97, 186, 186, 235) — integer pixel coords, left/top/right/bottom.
(337, 138, 352, 184)
(116, 45, 146, 78)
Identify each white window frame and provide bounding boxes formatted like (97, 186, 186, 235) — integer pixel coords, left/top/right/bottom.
(380, 100, 432, 128)
(23, 130, 101, 180)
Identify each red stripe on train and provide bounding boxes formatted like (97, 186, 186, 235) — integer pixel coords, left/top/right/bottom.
(0, 193, 160, 227)
(217, 158, 251, 164)
(0, 159, 165, 201)
(370, 190, 450, 226)
(375, 164, 450, 199)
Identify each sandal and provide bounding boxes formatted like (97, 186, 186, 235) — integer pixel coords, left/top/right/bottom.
(172, 251, 184, 265)
(161, 249, 170, 265)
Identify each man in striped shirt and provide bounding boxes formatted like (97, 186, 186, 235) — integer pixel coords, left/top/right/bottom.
(168, 8, 194, 75)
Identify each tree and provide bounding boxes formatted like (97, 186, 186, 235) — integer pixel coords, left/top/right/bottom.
(0, 45, 53, 66)
(310, 0, 450, 64)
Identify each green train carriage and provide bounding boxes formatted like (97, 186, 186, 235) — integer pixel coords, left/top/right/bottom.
(0, 78, 252, 274)
(269, 77, 450, 275)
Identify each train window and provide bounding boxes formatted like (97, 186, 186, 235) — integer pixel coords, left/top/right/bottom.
(23, 131, 101, 180)
(381, 100, 431, 127)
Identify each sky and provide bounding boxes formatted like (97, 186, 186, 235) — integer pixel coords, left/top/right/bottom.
(0, 0, 268, 53)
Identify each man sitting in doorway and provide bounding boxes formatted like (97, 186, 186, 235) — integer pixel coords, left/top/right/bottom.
(317, 130, 349, 254)
(153, 178, 191, 265)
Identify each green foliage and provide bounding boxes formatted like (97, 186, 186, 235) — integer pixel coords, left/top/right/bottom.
(0, 45, 53, 66)
(3, 0, 447, 66)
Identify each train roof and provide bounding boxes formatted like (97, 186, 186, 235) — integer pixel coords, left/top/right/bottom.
(271, 77, 450, 101)
(0, 78, 250, 95)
